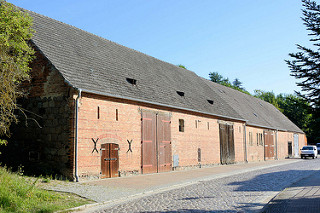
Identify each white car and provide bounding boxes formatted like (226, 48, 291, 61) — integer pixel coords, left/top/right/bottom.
(316, 143, 320, 154)
(301, 145, 318, 159)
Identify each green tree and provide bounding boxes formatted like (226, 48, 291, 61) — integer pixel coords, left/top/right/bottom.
(177, 64, 187, 69)
(254, 90, 280, 109)
(277, 94, 312, 136)
(209, 72, 250, 95)
(286, 0, 320, 107)
(286, 0, 320, 143)
(0, 1, 35, 140)
(209, 72, 229, 84)
(232, 78, 243, 90)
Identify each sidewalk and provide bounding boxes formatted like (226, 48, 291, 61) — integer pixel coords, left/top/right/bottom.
(262, 169, 320, 213)
(55, 159, 300, 212)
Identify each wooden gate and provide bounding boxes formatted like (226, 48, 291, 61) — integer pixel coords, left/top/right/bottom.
(264, 130, 275, 160)
(141, 111, 171, 174)
(101, 143, 119, 178)
(157, 114, 172, 173)
(219, 124, 235, 164)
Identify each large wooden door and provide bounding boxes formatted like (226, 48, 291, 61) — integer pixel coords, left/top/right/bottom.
(141, 111, 157, 174)
(264, 130, 275, 160)
(141, 111, 171, 174)
(219, 124, 235, 164)
(157, 114, 172, 172)
(101, 143, 119, 178)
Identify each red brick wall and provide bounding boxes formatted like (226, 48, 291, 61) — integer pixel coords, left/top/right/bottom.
(76, 93, 246, 178)
(6, 50, 76, 179)
(246, 126, 265, 162)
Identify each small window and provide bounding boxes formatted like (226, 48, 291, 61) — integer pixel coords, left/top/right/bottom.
(176, 91, 185, 97)
(97, 106, 100, 119)
(207, 99, 214, 104)
(253, 113, 258, 117)
(195, 120, 198, 128)
(179, 119, 184, 132)
(207, 122, 210, 130)
(256, 133, 259, 146)
(239, 126, 241, 133)
(126, 78, 137, 85)
(249, 132, 253, 146)
(259, 133, 264, 146)
(116, 109, 118, 121)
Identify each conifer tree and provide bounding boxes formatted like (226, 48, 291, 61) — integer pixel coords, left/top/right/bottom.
(286, 0, 320, 142)
(286, 0, 320, 107)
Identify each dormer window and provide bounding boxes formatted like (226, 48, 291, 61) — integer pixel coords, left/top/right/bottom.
(126, 78, 137, 85)
(207, 99, 214, 104)
(176, 91, 185, 97)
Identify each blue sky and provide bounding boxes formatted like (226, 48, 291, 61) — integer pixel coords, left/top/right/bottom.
(9, 0, 310, 95)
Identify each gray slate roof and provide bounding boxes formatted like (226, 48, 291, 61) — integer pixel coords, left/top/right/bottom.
(27, 10, 303, 133)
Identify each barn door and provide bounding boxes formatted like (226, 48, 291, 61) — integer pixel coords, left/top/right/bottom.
(157, 114, 172, 172)
(101, 143, 119, 178)
(141, 111, 171, 174)
(294, 134, 299, 157)
(141, 111, 157, 174)
(264, 130, 275, 160)
(219, 124, 235, 164)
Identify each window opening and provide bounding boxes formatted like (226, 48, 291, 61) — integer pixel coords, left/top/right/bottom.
(126, 78, 137, 85)
(195, 120, 198, 128)
(259, 133, 263, 146)
(249, 132, 253, 146)
(97, 106, 100, 119)
(179, 119, 184, 132)
(198, 148, 201, 162)
(256, 133, 259, 146)
(207, 122, 210, 130)
(207, 99, 214, 104)
(116, 109, 118, 121)
(176, 91, 185, 97)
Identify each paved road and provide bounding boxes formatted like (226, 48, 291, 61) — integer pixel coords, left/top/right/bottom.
(92, 159, 320, 213)
(263, 169, 320, 213)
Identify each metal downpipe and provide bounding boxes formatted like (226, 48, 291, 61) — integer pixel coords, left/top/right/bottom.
(75, 89, 82, 182)
(244, 124, 248, 162)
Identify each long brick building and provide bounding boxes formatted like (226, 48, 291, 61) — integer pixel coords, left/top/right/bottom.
(3, 9, 306, 181)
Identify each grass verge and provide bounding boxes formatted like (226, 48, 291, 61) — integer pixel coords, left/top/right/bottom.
(0, 166, 92, 212)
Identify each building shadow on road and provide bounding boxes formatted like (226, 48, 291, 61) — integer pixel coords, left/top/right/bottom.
(262, 196, 320, 213)
(140, 202, 265, 213)
(228, 169, 319, 191)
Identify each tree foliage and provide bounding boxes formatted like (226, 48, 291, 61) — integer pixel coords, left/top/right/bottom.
(286, 0, 320, 143)
(0, 1, 34, 138)
(254, 90, 312, 138)
(177, 64, 187, 69)
(286, 0, 320, 107)
(209, 71, 250, 95)
(253, 90, 280, 109)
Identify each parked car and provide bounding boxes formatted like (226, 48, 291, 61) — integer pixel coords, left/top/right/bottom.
(316, 143, 320, 154)
(301, 145, 318, 159)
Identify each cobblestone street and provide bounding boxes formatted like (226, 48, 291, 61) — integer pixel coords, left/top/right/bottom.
(92, 159, 320, 213)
